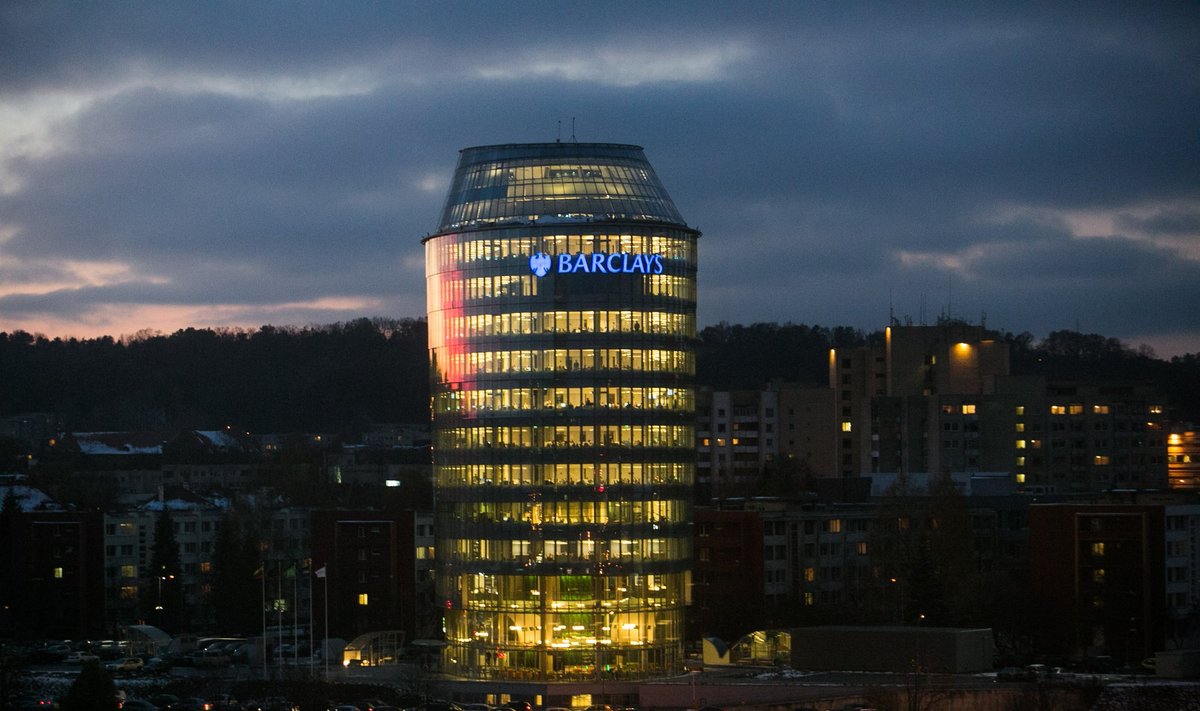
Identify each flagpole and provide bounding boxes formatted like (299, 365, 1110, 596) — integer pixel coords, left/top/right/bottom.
(325, 566, 329, 680)
(319, 562, 328, 680)
(314, 564, 319, 672)
(292, 561, 299, 667)
(277, 560, 283, 675)
(260, 562, 267, 677)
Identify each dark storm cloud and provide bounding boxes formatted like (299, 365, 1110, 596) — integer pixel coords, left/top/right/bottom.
(0, 1, 1197, 353)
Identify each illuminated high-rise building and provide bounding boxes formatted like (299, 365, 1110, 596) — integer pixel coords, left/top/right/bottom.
(425, 143, 698, 682)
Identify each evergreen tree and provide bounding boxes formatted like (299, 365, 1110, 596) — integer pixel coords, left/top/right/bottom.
(211, 513, 260, 633)
(147, 508, 183, 632)
(59, 660, 119, 711)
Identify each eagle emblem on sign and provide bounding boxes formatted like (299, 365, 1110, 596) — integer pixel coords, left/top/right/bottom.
(529, 252, 552, 277)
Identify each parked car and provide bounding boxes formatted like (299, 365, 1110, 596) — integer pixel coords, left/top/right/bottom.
(65, 651, 99, 664)
(106, 657, 144, 673)
(143, 656, 171, 672)
(996, 667, 1032, 682)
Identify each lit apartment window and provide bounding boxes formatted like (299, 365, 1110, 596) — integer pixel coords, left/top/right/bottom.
(1050, 405, 1066, 415)
(199, 561, 211, 573)
(1150, 405, 1164, 415)
(1091, 542, 1105, 557)
(358, 593, 369, 606)
(53, 567, 63, 579)
(1015, 406, 1025, 416)
(826, 519, 842, 533)
(1069, 404, 1083, 415)
(804, 567, 816, 582)
(1093, 568, 1106, 583)
(120, 565, 136, 578)
(962, 404, 977, 415)
(1015, 473, 1025, 484)
(941, 404, 954, 414)
(841, 421, 852, 432)
(1016, 440, 1027, 449)
(1015, 423, 1025, 433)
(1030, 439, 1042, 449)
(804, 592, 814, 606)
(1094, 455, 1111, 465)
(1093, 405, 1110, 414)
(856, 542, 868, 556)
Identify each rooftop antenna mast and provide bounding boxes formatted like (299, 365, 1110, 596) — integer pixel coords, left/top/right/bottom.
(556, 119, 562, 143)
(571, 116, 577, 142)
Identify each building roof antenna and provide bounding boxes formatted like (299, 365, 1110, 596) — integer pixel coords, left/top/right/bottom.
(571, 117, 577, 142)
(556, 119, 561, 143)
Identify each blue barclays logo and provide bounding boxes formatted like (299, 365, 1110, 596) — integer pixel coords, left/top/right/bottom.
(529, 252, 553, 277)
(528, 251, 664, 277)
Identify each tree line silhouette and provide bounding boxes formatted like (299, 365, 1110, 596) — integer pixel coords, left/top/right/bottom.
(1, 317, 1197, 433)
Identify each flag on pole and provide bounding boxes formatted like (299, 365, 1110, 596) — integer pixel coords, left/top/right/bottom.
(315, 565, 327, 579)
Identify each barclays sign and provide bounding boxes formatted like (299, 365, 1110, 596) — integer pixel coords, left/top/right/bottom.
(529, 252, 664, 277)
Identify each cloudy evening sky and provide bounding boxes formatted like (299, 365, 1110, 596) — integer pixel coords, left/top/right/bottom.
(1, 2, 1197, 355)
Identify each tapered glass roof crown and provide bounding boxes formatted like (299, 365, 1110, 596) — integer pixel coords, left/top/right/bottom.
(435, 142, 686, 233)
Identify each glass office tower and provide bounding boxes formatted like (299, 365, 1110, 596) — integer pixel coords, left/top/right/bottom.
(425, 143, 698, 680)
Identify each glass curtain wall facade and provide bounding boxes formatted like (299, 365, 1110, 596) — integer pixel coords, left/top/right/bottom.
(425, 143, 698, 680)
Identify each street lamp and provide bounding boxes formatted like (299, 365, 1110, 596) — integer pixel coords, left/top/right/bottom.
(889, 577, 906, 624)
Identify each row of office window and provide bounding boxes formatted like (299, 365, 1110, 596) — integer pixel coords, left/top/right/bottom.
(442, 535, 688, 564)
(427, 232, 696, 269)
(436, 424, 694, 450)
(1014, 404, 1160, 416)
(453, 570, 679, 600)
(435, 461, 691, 487)
(431, 272, 696, 308)
(458, 162, 663, 198)
(442, 348, 694, 378)
(440, 498, 684, 526)
(435, 385, 693, 415)
(441, 309, 695, 339)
